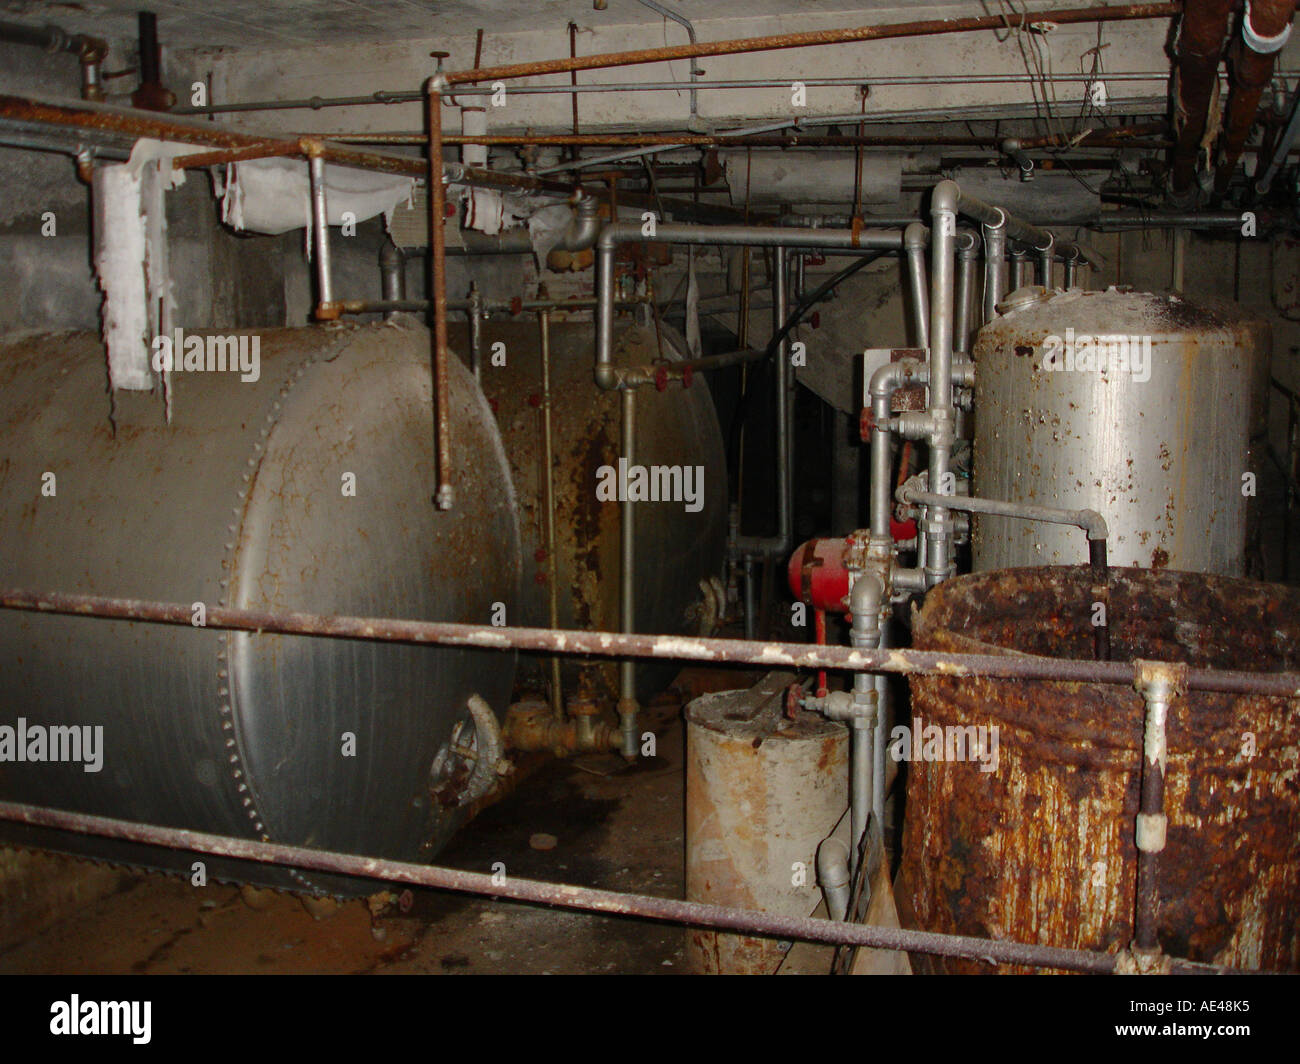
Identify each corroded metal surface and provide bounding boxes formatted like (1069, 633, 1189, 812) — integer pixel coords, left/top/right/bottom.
(3, 797, 1241, 973)
(684, 674, 848, 974)
(469, 319, 727, 702)
(0, 323, 520, 892)
(443, 4, 1179, 85)
(899, 566, 1300, 973)
(5, 586, 1300, 698)
(973, 288, 1270, 575)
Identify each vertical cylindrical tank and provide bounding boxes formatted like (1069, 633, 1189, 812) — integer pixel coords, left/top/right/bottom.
(684, 675, 847, 974)
(0, 322, 521, 892)
(972, 288, 1269, 574)
(898, 566, 1300, 973)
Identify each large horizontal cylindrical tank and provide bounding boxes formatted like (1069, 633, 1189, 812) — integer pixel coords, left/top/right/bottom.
(972, 287, 1270, 574)
(465, 319, 728, 701)
(0, 321, 521, 892)
(898, 566, 1300, 973)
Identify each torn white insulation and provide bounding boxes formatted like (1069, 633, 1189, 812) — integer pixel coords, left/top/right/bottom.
(94, 164, 151, 391)
(93, 139, 206, 396)
(685, 249, 702, 358)
(221, 156, 415, 237)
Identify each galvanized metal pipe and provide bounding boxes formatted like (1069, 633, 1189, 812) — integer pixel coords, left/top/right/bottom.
(539, 310, 563, 722)
(4, 587, 1298, 696)
(900, 489, 1109, 545)
(0, 798, 1236, 973)
(306, 150, 334, 310)
(903, 222, 930, 349)
(955, 229, 980, 353)
(595, 220, 904, 391)
(924, 180, 959, 587)
(428, 81, 454, 511)
(1038, 234, 1055, 288)
(468, 283, 484, 382)
(378, 240, 405, 322)
(618, 387, 638, 758)
(635, 0, 700, 125)
(0, 20, 108, 101)
(982, 212, 1007, 321)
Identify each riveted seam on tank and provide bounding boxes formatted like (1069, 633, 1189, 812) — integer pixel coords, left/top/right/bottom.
(215, 326, 358, 894)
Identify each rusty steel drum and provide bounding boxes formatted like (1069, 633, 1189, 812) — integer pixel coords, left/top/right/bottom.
(898, 566, 1300, 973)
(684, 674, 848, 974)
(972, 288, 1270, 575)
(0, 322, 521, 892)
(466, 319, 728, 702)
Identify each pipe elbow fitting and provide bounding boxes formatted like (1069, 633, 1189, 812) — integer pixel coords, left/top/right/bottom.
(1078, 509, 1110, 541)
(594, 363, 620, 391)
(557, 195, 601, 252)
(931, 179, 961, 216)
(849, 571, 885, 631)
(903, 221, 929, 251)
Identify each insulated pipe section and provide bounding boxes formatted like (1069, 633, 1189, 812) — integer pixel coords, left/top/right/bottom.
(1215, 0, 1295, 198)
(1169, 0, 1235, 199)
(903, 222, 930, 349)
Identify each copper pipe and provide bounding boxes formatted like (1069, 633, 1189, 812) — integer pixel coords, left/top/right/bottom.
(1169, 0, 1235, 198)
(1215, 0, 1295, 197)
(428, 83, 453, 511)
(442, 4, 1181, 86)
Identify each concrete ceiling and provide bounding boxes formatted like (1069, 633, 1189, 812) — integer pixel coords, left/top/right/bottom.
(3, 1, 1006, 50)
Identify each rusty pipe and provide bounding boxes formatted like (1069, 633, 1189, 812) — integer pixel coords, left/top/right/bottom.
(428, 80, 453, 511)
(4, 587, 1300, 697)
(0, 798, 1244, 973)
(1132, 661, 1184, 958)
(442, 4, 1182, 86)
(1169, 0, 1235, 199)
(1215, 0, 1295, 198)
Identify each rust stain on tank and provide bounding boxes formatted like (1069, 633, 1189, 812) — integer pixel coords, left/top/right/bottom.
(897, 566, 1300, 974)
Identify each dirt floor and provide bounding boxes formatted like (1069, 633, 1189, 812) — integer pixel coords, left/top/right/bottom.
(0, 694, 714, 976)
